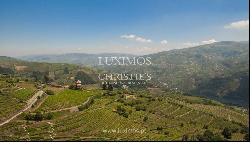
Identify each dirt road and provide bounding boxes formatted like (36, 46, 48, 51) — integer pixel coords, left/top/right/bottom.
(0, 90, 44, 127)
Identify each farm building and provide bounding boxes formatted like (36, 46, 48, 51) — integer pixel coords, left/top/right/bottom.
(75, 80, 82, 89)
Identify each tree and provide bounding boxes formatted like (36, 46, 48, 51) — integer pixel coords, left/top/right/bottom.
(102, 83, 107, 90)
(24, 113, 34, 121)
(46, 113, 54, 120)
(222, 127, 232, 139)
(116, 105, 129, 118)
(244, 133, 249, 141)
(44, 75, 50, 84)
(143, 116, 148, 122)
(108, 83, 113, 91)
(64, 67, 69, 74)
(34, 112, 43, 121)
(32, 71, 44, 82)
(0, 66, 14, 75)
(69, 84, 76, 90)
(75, 71, 95, 84)
(197, 130, 224, 141)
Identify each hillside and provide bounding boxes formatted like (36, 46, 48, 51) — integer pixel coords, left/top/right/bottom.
(97, 41, 249, 107)
(148, 41, 249, 107)
(0, 54, 248, 141)
(19, 53, 134, 66)
(18, 41, 249, 107)
(0, 87, 248, 141)
(0, 56, 99, 85)
(0, 57, 99, 127)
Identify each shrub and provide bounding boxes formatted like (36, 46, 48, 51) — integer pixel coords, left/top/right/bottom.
(197, 130, 224, 141)
(180, 123, 184, 127)
(102, 83, 107, 90)
(135, 104, 146, 111)
(244, 133, 249, 141)
(117, 98, 125, 103)
(46, 113, 54, 120)
(108, 84, 113, 91)
(222, 127, 232, 139)
(164, 131, 169, 135)
(34, 112, 43, 121)
(156, 126, 163, 131)
(69, 84, 76, 90)
(143, 116, 148, 122)
(240, 126, 249, 134)
(203, 125, 208, 129)
(116, 105, 129, 118)
(24, 113, 34, 121)
(45, 89, 55, 95)
(78, 97, 94, 111)
(24, 112, 53, 121)
(122, 113, 129, 118)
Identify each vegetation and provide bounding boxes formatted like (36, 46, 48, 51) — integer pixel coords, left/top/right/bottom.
(0, 41, 249, 141)
(222, 127, 232, 139)
(78, 97, 94, 111)
(45, 89, 55, 95)
(0, 87, 248, 141)
(37, 89, 96, 112)
(0, 78, 35, 122)
(116, 105, 129, 118)
(197, 130, 224, 141)
(24, 112, 54, 121)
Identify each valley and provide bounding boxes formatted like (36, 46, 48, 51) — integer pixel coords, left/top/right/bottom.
(0, 80, 248, 141)
(0, 41, 249, 141)
(0, 0, 248, 141)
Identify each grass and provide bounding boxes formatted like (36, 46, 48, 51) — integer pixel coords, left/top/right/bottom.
(14, 88, 34, 102)
(16, 82, 36, 91)
(43, 86, 64, 94)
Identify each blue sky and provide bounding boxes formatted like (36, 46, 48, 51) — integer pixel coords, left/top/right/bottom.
(0, 0, 249, 56)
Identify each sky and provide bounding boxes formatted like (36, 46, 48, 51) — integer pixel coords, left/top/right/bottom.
(0, 0, 249, 56)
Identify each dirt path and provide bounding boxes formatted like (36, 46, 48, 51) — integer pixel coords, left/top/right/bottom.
(30, 95, 48, 111)
(0, 90, 44, 127)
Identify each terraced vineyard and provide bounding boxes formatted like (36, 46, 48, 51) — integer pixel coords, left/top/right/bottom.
(36, 89, 102, 112)
(0, 88, 248, 141)
(0, 80, 35, 122)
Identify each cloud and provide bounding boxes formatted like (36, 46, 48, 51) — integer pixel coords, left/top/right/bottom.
(183, 42, 200, 47)
(120, 34, 152, 43)
(183, 38, 217, 47)
(160, 40, 168, 45)
(201, 39, 217, 44)
(133, 46, 168, 55)
(224, 19, 249, 30)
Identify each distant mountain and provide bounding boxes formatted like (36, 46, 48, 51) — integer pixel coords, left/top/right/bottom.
(149, 41, 249, 107)
(96, 41, 249, 107)
(19, 53, 134, 66)
(17, 41, 249, 107)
